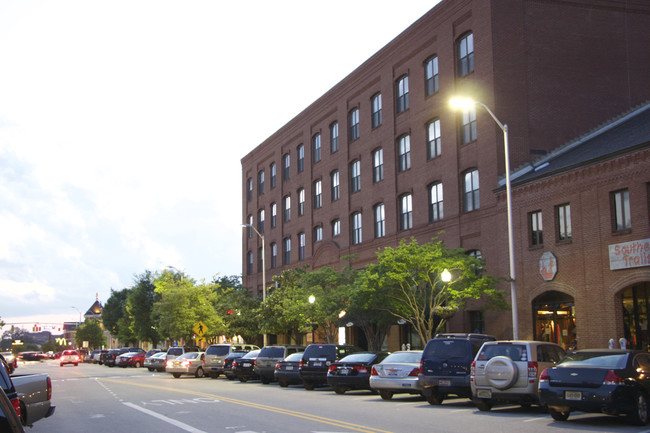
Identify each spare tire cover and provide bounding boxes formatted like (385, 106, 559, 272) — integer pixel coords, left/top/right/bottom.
(484, 356, 518, 390)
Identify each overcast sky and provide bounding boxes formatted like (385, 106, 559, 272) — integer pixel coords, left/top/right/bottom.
(0, 0, 439, 332)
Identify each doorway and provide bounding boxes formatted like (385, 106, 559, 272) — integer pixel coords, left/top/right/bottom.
(532, 291, 576, 350)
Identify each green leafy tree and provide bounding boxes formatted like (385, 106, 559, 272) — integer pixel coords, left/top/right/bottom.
(126, 271, 161, 346)
(41, 340, 65, 354)
(74, 319, 106, 349)
(212, 275, 261, 344)
(364, 237, 507, 344)
(102, 288, 130, 336)
(262, 267, 312, 344)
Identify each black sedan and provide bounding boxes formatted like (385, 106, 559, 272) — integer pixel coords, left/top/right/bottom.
(223, 352, 248, 380)
(538, 349, 650, 425)
(274, 352, 304, 387)
(327, 352, 389, 394)
(232, 350, 260, 382)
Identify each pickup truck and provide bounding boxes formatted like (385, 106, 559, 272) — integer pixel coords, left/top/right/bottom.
(0, 355, 55, 427)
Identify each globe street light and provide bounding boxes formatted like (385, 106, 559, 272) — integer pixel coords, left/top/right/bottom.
(308, 295, 316, 343)
(449, 97, 518, 340)
(242, 223, 267, 346)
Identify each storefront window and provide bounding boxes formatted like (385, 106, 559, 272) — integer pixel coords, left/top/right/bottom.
(622, 283, 650, 350)
(533, 291, 576, 351)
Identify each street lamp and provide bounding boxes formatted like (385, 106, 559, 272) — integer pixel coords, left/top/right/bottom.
(449, 97, 518, 340)
(308, 295, 316, 343)
(71, 306, 82, 324)
(242, 223, 267, 346)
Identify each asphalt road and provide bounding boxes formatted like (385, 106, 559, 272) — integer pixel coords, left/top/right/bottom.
(15, 359, 650, 433)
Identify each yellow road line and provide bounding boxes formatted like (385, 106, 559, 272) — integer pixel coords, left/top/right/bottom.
(99, 377, 393, 433)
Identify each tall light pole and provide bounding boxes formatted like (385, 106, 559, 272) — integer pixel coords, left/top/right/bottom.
(71, 306, 82, 324)
(242, 223, 267, 346)
(449, 97, 518, 340)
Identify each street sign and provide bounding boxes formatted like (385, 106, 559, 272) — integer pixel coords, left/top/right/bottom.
(193, 321, 208, 337)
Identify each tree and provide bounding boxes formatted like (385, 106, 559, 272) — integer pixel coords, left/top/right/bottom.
(211, 275, 260, 344)
(102, 288, 130, 336)
(74, 319, 106, 349)
(126, 271, 161, 346)
(262, 267, 312, 344)
(364, 237, 507, 344)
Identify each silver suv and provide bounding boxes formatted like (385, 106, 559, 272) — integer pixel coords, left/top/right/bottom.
(204, 343, 259, 378)
(470, 340, 565, 411)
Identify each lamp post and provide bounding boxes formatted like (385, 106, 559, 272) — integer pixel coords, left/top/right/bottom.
(242, 223, 267, 346)
(449, 97, 518, 340)
(308, 295, 316, 343)
(71, 306, 82, 324)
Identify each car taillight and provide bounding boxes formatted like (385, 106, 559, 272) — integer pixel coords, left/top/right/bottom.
(298, 360, 303, 368)
(470, 361, 476, 382)
(371, 366, 378, 376)
(603, 370, 625, 385)
(166, 360, 173, 367)
(528, 361, 538, 383)
(353, 366, 368, 374)
(181, 361, 190, 367)
(232, 360, 238, 368)
(409, 367, 421, 377)
(47, 376, 52, 400)
(11, 397, 20, 418)
(275, 363, 282, 369)
(328, 365, 337, 372)
(539, 368, 549, 383)
(254, 359, 257, 366)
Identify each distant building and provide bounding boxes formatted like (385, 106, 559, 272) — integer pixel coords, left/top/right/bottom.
(84, 293, 103, 321)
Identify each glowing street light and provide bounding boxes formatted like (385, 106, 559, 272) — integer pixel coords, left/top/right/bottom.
(449, 97, 518, 340)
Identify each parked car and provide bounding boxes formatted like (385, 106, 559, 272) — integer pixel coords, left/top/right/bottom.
(1, 353, 18, 374)
(326, 352, 389, 394)
(92, 350, 108, 364)
(102, 348, 143, 367)
(166, 352, 205, 378)
(204, 343, 259, 378)
(0, 386, 24, 433)
(299, 344, 362, 390)
(223, 352, 248, 380)
(85, 350, 100, 363)
(471, 340, 565, 411)
(5, 356, 55, 427)
(370, 350, 423, 400)
(232, 350, 261, 382)
(116, 352, 146, 368)
(59, 350, 81, 367)
(144, 352, 167, 372)
(538, 349, 650, 425)
(165, 346, 200, 364)
(254, 345, 304, 384)
(419, 333, 496, 405)
(0, 356, 19, 422)
(274, 352, 304, 387)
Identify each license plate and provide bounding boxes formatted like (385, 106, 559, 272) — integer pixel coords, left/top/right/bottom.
(286, 366, 293, 370)
(438, 379, 451, 386)
(565, 391, 582, 401)
(476, 389, 491, 398)
(313, 362, 322, 367)
(401, 383, 412, 388)
(340, 369, 349, 375)
(243, 363, 251, 367)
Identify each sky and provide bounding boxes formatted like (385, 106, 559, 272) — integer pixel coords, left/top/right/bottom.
(0, 0, 440, 333)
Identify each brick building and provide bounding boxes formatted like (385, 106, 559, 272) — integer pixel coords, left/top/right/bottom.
(241, 0, 650, 349)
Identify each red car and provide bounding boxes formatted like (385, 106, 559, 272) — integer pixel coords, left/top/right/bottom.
(116, 352, 146, 368)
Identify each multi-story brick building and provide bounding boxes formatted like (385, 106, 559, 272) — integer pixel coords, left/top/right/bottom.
(241, 0, 650, 350)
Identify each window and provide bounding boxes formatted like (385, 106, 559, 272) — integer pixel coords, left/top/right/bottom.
(469, 311, 485, 334)
(460, 106, 477, 144)
(270, 202, 277, 227)
(530, 210, 543, 246)
(283, 154, 290, 180)
(247, 251, 253, 275)
(457, 32, 474, 77)
(427, 119, 441, 159)
(556, 203, 572, 241)
(331, 170, 340, 202)
(351, 212, 362, 245)
(247, 215, 253, 237)
(374, 203, 385, 238)
(425, 56, 439, 96)
(312, 133, 321, 163)
(349, 108, 360, 141)
(283, 195, 291, 222)
(247, 178, 253, 201)
(399, 193, 413, 230)
(350, 160, 361, 193)
(371, 93, 382, 128)
(398, 135, 411, 172)
(297, 144, 304, 172)
(463, 169, 479, 212)
(314, 225, 323, 242)
(258, 247, 263, 272)
(313, 180, 322, 209)
(332, 219, 341, 237)
(429, 182, 443, 222)
(270, 163, 276, 188)
(270, 243, 277, 268)
(258, 208, 265, 233)
(330, 122, 339, 153)
(298, 232, 306, 260)
(298, 188, 305, 216)
(611, 189, 631, 231)
(283, 237, 291, 265)
(258, 170, 265, 195)
(373, 148, 384, 183)
(396, 75, 409, 113)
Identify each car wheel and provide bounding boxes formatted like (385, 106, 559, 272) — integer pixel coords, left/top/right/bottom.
(278, 379, 288, 388)
(304, 382, 314, 391)
(59, 364, 63, 367)
(74, 363, 78, 366)
(148, 368, 154, 372)
(226, 374, 235, 381)
(333, 386, 346, 395)
(379, 390, 393, 400)
(261, 377, 270, 384)
(135, 361, 141, 368)
(172, 373, 181, 378)
(238, 376, 248, 383)
(195, 368, 204, 378)
(473, 398, 492, 412)
(549, 408, 570, 421)
(426, 391, 444, 405)
(630, 392, 649, 426)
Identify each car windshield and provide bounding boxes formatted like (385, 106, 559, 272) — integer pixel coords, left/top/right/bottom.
(304, 345, 335, 359)
(178, 352, 199, 360)
(284, 352, 303, 362)
(242, 350, 260, 359)
(63, 350, 77, 356)
(167, 348, 183, 356)
(558, 352, 628, 369)
(381, 351, 422, 364)
(259, 347, 285, 358)
(424, 340, 469, 359)
(206, 346, 231, 356)
(226, 352, 246, 359)
(153, 352, 167, 359)
(477, 344, 527, 361)
(339, 353, 376, 363)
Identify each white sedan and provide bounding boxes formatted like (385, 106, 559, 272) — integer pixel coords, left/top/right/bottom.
(369, 351, 423, 400)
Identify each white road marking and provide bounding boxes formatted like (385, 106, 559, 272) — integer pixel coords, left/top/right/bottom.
(123, 402, 207, 433)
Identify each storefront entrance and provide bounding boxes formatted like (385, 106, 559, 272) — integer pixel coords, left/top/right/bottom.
(532, 291, 576, 350)
(622, 282, 650, 350)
